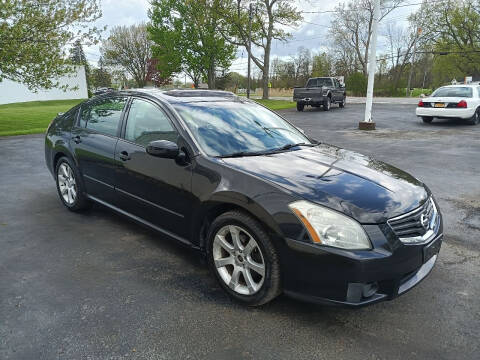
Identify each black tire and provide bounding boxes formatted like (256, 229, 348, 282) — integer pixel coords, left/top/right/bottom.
(466, 109, 480, 125)
(207, 210, 281, 306)
(55, 156, 91, 212)
(296, 103, 304, 112)
(339, 96, 346, 108)
(422, 116, 433, 123)
(323, 96, 331, 111)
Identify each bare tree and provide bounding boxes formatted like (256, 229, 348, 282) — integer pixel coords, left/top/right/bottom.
(329, 0, 405, 76)
(219, 0, 302, 99)
(384, 22, 419, 90)
(101, 23, 152, 88)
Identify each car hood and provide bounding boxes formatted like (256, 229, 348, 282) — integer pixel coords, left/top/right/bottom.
(220, 144, 429, 224)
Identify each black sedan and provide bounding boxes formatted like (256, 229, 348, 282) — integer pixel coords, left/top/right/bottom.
(45, 90, 443, 306)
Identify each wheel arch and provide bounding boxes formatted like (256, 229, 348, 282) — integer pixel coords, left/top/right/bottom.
(194, 192, 283, 252)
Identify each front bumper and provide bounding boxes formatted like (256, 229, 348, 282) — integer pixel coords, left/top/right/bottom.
(279, 221, 443, 307)
(416, 107, 475, 119)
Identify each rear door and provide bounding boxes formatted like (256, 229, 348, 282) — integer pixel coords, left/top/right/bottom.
(70, 96, 127, 203)
(332, 78, 343, 101)
(113, 97, 194, 241)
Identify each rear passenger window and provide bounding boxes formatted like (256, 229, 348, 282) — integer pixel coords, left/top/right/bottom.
(125, 99, 178, 146)
(80, 97, 127, 136)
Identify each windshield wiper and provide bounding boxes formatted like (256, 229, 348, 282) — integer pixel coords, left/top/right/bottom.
(218, 150, 267, 158)
(273, 142, 316, 152)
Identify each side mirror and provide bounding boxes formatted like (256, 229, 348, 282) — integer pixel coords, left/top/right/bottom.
(146, 140, 179, 159)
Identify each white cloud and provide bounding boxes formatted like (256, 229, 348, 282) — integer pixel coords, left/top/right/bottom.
(84, 0, 420, 75)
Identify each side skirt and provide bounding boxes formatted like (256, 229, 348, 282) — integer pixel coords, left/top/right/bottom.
(86, 194, 199, 250)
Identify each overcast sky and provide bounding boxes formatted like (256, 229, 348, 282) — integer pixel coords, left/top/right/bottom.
(84, 0, 418, 77)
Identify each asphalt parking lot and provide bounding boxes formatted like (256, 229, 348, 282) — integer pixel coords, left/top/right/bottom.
(1, 103, 479, 359)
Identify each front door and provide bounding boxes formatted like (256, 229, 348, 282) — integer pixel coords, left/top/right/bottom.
(70, 96, 127, 203)
(114, 97, 193, 241)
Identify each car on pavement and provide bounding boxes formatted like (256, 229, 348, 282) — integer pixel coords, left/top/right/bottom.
(293, 77, 346, 112)
(416, 84, 480, 125)
(45, 89, 443, 307)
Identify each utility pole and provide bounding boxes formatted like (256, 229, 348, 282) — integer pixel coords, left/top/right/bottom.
(360, 0, 380, 130)
(247, 3, 253, 99)
(406, 26, 422, 97)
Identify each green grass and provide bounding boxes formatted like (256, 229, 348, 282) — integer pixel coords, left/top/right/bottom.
(254, 99, 296, 110)
(0, 98, 297, 137)
(0, 99, 86, 136)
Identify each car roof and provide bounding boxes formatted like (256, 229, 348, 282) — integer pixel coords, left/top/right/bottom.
(437, 84, 478, 88)
(105, 88, 240, 104)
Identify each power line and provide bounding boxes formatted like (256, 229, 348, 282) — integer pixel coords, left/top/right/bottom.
(300, 0, 451, 14)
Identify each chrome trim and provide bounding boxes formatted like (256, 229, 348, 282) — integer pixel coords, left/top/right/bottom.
(83, 174, 114, 189)
(116, 187, 184, 218)
(388, 198, 439, 244)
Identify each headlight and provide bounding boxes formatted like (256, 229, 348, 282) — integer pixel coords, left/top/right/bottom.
(289, 200, 371, 250)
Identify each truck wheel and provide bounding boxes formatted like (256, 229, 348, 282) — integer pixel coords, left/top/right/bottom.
(323, 97, 331, 111)
(339, 96, 346, 108)
(296, 103, 304, 112)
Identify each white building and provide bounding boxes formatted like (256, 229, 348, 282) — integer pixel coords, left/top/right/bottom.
(0, 66, 88, 105)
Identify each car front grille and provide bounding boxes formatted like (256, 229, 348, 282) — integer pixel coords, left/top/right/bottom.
(387, 198, 438, 244)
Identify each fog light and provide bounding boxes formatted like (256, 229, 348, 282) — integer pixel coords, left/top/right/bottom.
(346, 282, 379, 303)
(362, 282, 378, 298)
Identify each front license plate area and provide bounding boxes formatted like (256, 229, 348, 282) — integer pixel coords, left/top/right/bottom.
(423, 237, 442, 263)
(434, 103, 445, 108)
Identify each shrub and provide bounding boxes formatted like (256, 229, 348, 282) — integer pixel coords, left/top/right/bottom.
(346, 72, 367, 96)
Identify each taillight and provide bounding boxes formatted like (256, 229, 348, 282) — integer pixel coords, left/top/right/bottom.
(418, 100, 424, 107)
(457, 100, 467, 108)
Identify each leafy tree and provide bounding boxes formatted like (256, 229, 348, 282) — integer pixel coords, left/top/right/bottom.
(346, 72, 368, 96)
(101, 23, 152, 88)
(69, 39, 91, 89)
(148, 0, 236, 89)
(146, 58, 171, 87)
(414, 0, 480, 86)
(0, 0, 102, 90)
(90, 58, 112, 89)
(219, 0, 302, 99)
(312, 52, 333, 77)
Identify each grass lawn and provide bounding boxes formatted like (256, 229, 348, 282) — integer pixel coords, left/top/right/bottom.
(254, 99, 296, 110)
(0, 97, 295, 137)
(0, 99, 85, 136)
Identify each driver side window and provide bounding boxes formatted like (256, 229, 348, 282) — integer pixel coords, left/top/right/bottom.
(125, 99, 178, 147)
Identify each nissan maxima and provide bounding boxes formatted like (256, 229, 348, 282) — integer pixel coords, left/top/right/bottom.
(45, 90, 443, 306)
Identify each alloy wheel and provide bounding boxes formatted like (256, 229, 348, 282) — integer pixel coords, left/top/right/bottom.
(57, 163, 77, 205)
(212, 225, 265, 295)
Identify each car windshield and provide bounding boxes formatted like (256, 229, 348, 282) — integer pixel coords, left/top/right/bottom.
(432, 87, 473, 98)
(306, 78, 332, 88)
(173, 100, 312, 157)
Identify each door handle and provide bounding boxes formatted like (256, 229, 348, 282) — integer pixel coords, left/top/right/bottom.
(119, 151, 131, 161)
(72, 135, 82, 144)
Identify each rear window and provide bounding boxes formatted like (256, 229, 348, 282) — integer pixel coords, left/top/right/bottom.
(432, 87, 473, 98)
(306, 78, 333, 88)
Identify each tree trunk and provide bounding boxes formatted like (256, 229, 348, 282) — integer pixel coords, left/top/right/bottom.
(207, 61, 215, 89)
(262, 39, 271, 99)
